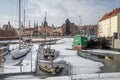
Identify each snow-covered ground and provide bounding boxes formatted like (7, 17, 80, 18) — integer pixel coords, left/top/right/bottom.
(1, 38, 120, 80)
(82, 49, 120, 55)
(50, 38, 103, 75)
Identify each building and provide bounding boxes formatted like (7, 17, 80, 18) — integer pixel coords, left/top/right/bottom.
(98, 8, 120, 38)
(0, 22, 18, 40)
(81, 24, 98, 37)
(23, 28, 34, 36)
(61, 19, 78, 36)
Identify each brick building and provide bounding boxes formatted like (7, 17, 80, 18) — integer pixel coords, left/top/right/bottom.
(0, 22, 18, 40)
(61, 20, 78, 36)
(81, 24, 98, 37)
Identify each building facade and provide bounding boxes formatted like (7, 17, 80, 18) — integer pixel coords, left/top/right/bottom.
(61, 19, 78, 36)
(81, 24, 98, 37)
(98, 8, 120, 38)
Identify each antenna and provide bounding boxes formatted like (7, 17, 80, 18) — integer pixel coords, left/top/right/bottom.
(79, 15, 82, 35)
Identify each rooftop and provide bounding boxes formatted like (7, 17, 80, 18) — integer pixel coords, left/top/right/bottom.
(99, 7, 120, 22)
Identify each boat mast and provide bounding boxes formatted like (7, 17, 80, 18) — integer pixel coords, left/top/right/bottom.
(79, 15, 82, 35)
(44, 11, 47, 45)
(19, 0, 21, 49)
(24, 9, 25, 29)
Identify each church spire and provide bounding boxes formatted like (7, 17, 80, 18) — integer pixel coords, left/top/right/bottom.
(44, 11, 48, 27)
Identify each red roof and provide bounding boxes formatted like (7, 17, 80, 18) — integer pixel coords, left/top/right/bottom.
(99, 8, 120, 22)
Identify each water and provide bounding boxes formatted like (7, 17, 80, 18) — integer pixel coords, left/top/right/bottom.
(79, 52, 120, 73)
(101, 55, 120, 73)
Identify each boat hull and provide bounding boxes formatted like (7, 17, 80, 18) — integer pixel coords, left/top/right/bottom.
(12, 46, 30, 59)
(72, 45, 86, 52)
(39, 65, 64, 75)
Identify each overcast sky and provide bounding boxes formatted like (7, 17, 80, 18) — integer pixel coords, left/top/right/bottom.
(0, 0, 120, 28)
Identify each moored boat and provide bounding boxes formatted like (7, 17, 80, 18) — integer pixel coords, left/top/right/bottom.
(72, 35, 87, 52)
(39, 64, 64, 75)
(43, 47, 55, 60)
(11, 45, 30, 59)
(11, 0, 30, 60)
(0, 46, 9, 62)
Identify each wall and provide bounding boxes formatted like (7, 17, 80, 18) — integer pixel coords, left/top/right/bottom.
(98, 15, 118, 37)
(118, 13, 120, 34)
(114, 39, 120, 49)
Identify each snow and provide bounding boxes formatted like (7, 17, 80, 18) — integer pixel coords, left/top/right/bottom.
(1, 38, 120, 80)
(50, 38, 103, 75)
(83, 49, 120, 55)
(71, 72, 120, 80)
(0, 40, 22, 43)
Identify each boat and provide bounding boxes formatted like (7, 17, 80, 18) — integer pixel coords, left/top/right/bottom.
(42, 12, 58, 60)
(11, 0, 30, 59)
(0, 46, 9, 62)
(39, 64, 64, 75)
(0, 45, 9, 56)
(11, 45, 30, 59)
(72, 35, 87, 52)
(43, 47, 55, 60)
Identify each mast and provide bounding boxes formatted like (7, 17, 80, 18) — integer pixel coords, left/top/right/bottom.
(19, 0, 21, 49)
(44, 11, 47, 45)
(79, 15, 82, 35)
(24, 9, 25, 29)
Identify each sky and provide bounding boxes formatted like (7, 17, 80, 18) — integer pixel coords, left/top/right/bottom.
(0, 0, 120, 28)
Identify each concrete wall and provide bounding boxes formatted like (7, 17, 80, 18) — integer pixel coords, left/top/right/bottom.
(114, 39, 120, 49)
(118, 13, 120, 33)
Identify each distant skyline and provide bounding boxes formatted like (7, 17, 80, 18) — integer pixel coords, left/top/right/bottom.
(0, 0, 120, 28)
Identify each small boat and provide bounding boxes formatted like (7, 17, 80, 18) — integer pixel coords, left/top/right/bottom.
(72, 35, 87, 52)
(11, 45, 30, 59)
(0, 45, 9, 56)
(39, 64, 64, 75)
(43, 47, 55, 60)
(0, 46, 9, 62)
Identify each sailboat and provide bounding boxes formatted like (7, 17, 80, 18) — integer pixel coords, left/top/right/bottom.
(11, 0, 30, 59)
(43, 46, 55, 60)
(39, 12, 64, 75)
(39, 64, 64, 75)
(39, 53, 64, 75)
(42, 12, 58, 60)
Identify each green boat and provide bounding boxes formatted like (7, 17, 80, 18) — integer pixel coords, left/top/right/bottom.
(72, 35, 87, 51)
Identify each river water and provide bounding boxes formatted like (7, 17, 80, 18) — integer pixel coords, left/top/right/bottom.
(79, 52, 120, 73)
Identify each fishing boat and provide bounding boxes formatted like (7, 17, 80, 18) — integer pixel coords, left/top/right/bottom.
(11, 0, 30, 59)
(39, 64, 64, 75)
(72, 35, 87, 52)
(42, 12, 58, 60)
(43, 47, 55, 60)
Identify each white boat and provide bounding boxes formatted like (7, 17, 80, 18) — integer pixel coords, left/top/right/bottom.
(11, 45, 30, 59)
(11, 0, 30, 60)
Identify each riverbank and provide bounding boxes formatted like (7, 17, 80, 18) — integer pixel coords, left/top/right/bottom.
(78, 49, 120, 73)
